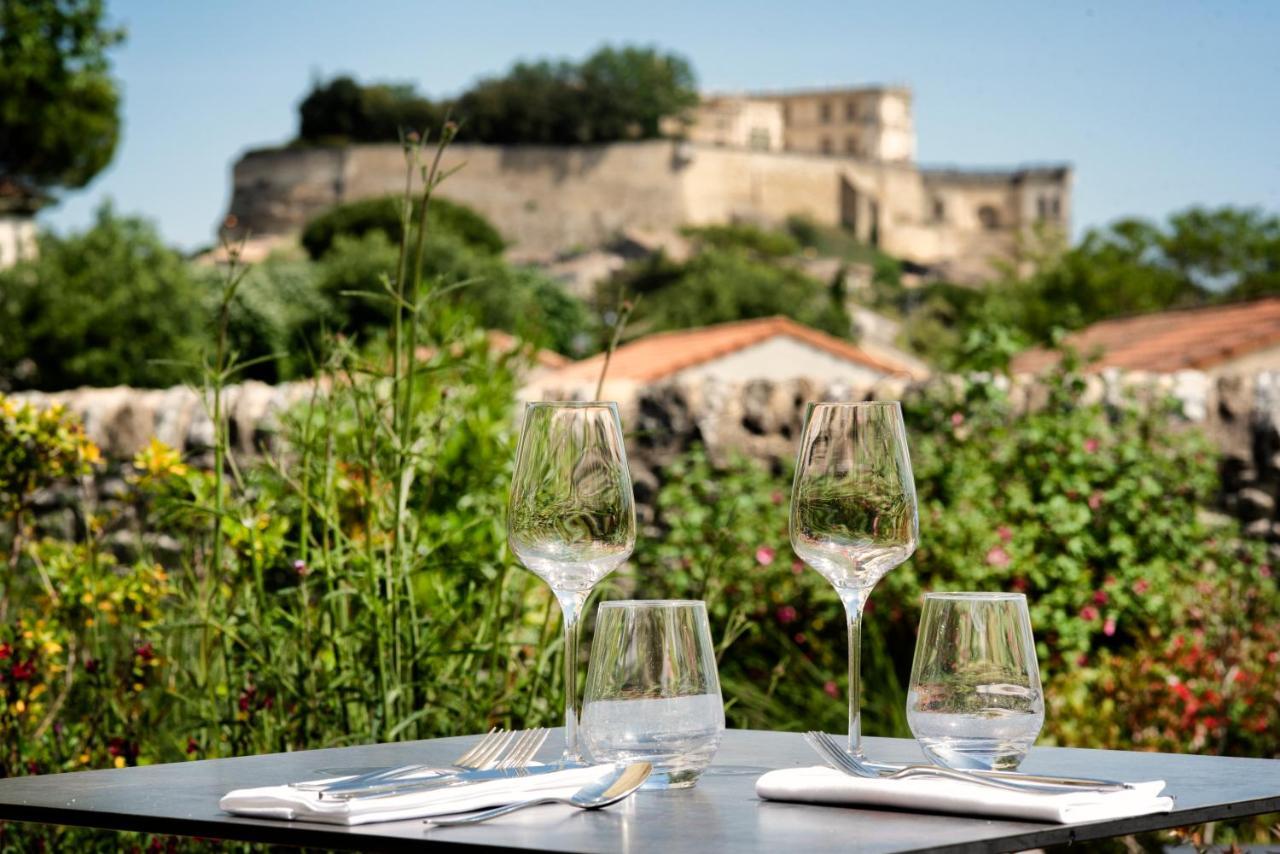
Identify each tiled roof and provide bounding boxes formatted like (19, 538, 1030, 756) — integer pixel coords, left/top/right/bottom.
(1010, 298, 1280, 374)
(541, 316, 928, 385)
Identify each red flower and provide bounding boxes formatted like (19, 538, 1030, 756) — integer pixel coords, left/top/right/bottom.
(985, 546, 1011, 568)
(1076, 653, 1088, 667)
(135, 642, 156, 662)
(0, 643, 10, 661)
(770, 491, 784, 506)
(1133, 579, 1150, 595)
(755, 546, 776, 566)
(1083, 438, 1100, 453)
(11, 659, 36, 681)
(823, 680, 839, 698)
(776, 605, 798, 625)
(84, 657, 99, 674)
(793, 632, 807, 645)
(1092, 590, 1108, 606)
(186, 738, 199, 755)
(1079, 605, 1099, 622)
(1087, 491, 1103, 510)
(1010, 576, 1028, 592)
(791, 560, 804, 576)
(997, 526, 1013, 544)
(1261, 564, 1273, 579)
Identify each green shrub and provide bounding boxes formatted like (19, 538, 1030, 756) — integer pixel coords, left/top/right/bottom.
(300, 194, 505, 260)
(608, 247, 851, 337)
(193, 256, 330, 383)
(681, 223, 800, 258)
(0, 205, 206, 390)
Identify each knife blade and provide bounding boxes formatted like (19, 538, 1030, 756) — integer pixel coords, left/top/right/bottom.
(318, 763, 578, 799)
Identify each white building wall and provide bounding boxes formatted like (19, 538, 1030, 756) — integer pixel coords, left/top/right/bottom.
(0, 216, 37, 269)
(674, 336, 885, 384)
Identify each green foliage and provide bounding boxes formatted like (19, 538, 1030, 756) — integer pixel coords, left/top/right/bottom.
(298, 76, 442, 144)
(315, 228, 593, 355)
(681, 223, 801, 258)
(900, 205, 1280, 371)
(0, 0, 124, 196)
(300, 194, 505, 260)
(0, 204, 206, 390)
(0, 397, 99, 519)
(297, 45, 698, 146)
(607, 247, 852, 337)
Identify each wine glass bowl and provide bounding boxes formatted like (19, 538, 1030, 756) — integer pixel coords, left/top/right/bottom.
(789, 401, 919, 756)
(508, 402, 636, 760)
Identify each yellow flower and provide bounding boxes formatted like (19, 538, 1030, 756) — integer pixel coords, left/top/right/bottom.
(81, 592, 94, 605)
(13, 700, 25, 714)
(114, 756, 126, 769)
(42, 640, 63, 656)
(79, 752, 91, 765)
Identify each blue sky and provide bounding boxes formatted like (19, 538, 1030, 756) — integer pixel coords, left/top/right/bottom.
(41, 0, 1280, 251)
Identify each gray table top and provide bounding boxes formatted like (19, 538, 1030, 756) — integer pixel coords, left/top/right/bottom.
(0, 729, 1278, 853)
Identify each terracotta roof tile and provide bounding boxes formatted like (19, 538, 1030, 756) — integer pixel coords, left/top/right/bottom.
(1011, 297, 1280, 374)
(542, 316, 927, 385)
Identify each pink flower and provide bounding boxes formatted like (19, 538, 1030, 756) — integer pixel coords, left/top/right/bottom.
(997, 526, 1013, 543)
(791, 560, 804, 576)
(793, 632, 807, 645)
(986, 546, 1011, 568)
(823, 680, 839, 698)
(1080, 605, 1099, 622)
(950, 412, 965, 428)
(1088, 491, 1103, 510)
(770, 490, 784, 506)
(1092, 590, 1108, 606)
(1076, 653, 1088, 667)
(1261, 564, 1273, 579)
(755, 546, 776, 566)
(776, 605, 798, 625)
(1084, 438, 1100, 453)
(1103, 617, 1117, 637)
(1133, 578, 1150, 594)
(293, 559, 308, 577)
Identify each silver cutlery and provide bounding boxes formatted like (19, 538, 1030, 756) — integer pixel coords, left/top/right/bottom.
(423, 762, 652, 826)
(804, 732, 1129, 795)
(320, 729, 552, 800)
(291, 727, 518, 794)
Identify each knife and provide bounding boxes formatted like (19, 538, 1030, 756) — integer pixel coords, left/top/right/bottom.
(318, 763, 580, 800)
(866, 761, 1132, 790)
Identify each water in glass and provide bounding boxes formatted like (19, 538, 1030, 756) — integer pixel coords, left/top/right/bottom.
(581, 600, 725, 788)
(907, 592, 1044, 771)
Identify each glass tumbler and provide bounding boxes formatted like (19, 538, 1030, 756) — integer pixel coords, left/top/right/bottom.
(906, 592, 1044, 771)
(581, 600, 725, 789)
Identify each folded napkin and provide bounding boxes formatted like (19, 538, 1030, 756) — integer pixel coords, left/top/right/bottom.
(221, 764, 616, 826)
(756, 766, 1174, 824)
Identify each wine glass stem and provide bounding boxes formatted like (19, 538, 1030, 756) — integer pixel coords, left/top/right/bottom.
(557, 593, 585, 762)
(842, 591, 868, 757)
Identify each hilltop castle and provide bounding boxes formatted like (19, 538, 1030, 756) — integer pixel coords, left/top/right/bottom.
(226, 85, 1070, 283)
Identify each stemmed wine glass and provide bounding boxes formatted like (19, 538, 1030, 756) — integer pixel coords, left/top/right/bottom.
(789, 402, 919, 756)
(507, 402, 636, 761)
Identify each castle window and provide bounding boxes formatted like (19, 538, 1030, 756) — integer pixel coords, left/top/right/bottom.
(820, 136, 833, 154)
(782, 103, 790, 123)
(1051, 196, 1061, 217)
(845, 136, 858, 155)
(932, 197, 946, 222)
(820, 101, 832, 123)
(1036, 196, 1048, 220)
(748, 128, 771, 150)
(845, 100, 857, 121)
(977, 205, 1001, 230)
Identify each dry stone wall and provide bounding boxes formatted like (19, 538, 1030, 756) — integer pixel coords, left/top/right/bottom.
(13, 370, 1280, 555)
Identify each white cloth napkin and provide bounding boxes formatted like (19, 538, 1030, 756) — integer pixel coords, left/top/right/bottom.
(220, 764, 617, 826)
(756, 766, 1174, 824)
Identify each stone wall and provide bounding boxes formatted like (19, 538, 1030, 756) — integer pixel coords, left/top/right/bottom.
(224, 140, 1069, 283)
(13, 370, 1280, 556)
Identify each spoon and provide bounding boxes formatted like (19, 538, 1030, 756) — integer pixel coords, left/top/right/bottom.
(423, 762, 652, 826)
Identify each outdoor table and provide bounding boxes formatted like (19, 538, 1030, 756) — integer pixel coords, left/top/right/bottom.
(0, 729, 1278, 853)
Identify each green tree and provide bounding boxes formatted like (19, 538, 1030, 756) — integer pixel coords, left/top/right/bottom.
(0, 0, 123, 197)
(0, 204, 205, 390)
(610, 248, 852, 338)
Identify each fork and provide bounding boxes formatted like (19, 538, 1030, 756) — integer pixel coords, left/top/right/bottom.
(291, 727, 513, 793)
(325, 728, 553, 801)
(804, 732, 1126, 795)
